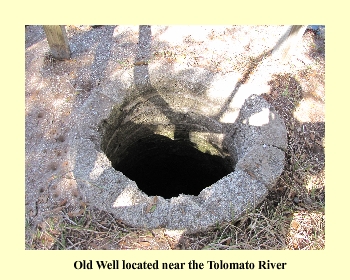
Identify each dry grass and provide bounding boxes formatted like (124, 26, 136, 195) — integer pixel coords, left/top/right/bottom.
(25, 206, 178, 250)
(25, 182, 325, 250)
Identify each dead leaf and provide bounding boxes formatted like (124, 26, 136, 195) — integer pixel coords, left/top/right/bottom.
(50, 229, 60, 235)
(68, 209, 81, 217)
(139, 241, 150, 247)
(316, 140, 324, 147)
(58, 198, 68, 207)
(52, 206, 64, 213)
(291, 220, 300, 230)
(134, 60, 148, 66)
(84, 219, 91, 228)
(38, 195, 48, 203)
(80, 201, 88, 208)
(288, 190, 297, 199)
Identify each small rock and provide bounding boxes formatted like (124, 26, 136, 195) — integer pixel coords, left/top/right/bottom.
(293, 197, 300, 204)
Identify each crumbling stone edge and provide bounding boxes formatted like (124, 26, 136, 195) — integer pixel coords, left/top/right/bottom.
(68, 64, 287, 233)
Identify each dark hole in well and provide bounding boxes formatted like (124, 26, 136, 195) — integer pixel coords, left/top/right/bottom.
(112, 134, 233, 199)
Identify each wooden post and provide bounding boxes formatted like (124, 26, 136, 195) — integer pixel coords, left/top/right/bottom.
(272, 25, 307, 61)
(43, 25, 70, 60)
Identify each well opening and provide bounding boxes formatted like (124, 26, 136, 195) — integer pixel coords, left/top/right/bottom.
(113, 134, 232, 198)
(100, 92, 235, 199)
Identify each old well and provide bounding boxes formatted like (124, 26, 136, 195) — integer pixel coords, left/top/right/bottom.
(70, 64, 287, 233)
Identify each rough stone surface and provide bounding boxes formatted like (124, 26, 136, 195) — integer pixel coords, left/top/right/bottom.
(69, 63, 287, 233)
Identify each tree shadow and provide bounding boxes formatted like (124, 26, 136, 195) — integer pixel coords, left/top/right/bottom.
(132, 25, 293, 142)
(263, 73, 325, 208)
(133, 25, 219, 142)
(305, 26, 325, 60)
(25, 25, 47, 49)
